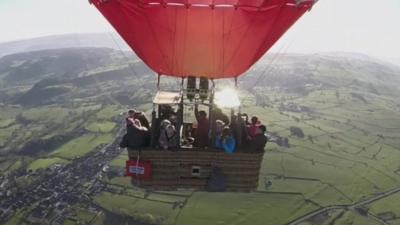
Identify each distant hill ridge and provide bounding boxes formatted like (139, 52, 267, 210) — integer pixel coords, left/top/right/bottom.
(1, 33, 400, 68)
(0, 33, 130, 57)
(0, 47, 399, 108)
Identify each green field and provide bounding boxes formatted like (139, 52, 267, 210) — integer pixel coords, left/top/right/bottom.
(96, 106, 121, 120)
(28, 157, 69, 170)
(76, 208, 102, 224)
(0, 123, 20, 147)
(109, 151, 128, 167)
(51, 134, 113, 159)
(93, 191, 318, 225)
(86, 121, 116, 133)
(369, 192, 400, 219)
(333, 211, 380, 225)
(20, 107, 71, 124)
(176, 192, 317, 225)
(94, 192, 179, 224)
(0, 118, 15, 127)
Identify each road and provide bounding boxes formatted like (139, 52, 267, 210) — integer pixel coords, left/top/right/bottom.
(286, 186, 400, 225)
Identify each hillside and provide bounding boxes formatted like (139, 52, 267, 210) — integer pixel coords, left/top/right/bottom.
(1, 47, 400, 225)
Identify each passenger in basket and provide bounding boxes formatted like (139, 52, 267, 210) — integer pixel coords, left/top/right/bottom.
(214, 107, 230, 125)
(120, 109, 149, 151)
(250, 125, 268, 152)
(159, 105, 176, 121)
(134, 111, 151, 147)
(247, 116, 261, 140)
(215, 127, 236, 153)
(194, 104, 210, 148)
(230, 114, 250, 146)
(158, 119, 178, 150)
(135, 111, 150, 130)
(215, 120, 226, 137)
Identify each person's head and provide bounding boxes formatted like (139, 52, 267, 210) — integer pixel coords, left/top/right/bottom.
(165, 124, 176, 137)
(160, 119, 171, 129)
(257, 125, 266, 134)
(241, 113, 248, 120)
(128, 109, 136, 118)
(199, 110, 207, 119)
(231, 115, 237, 120)
(251, 116, 258, 125)
(134, 111, 143, 119)
(161, 105, 173, 114)
(221, 127, 231, 138)
(169, 115, 177, 123)
(215, 120, 225, 135)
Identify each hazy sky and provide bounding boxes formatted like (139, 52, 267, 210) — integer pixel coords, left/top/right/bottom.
(0, 0, 399, 59)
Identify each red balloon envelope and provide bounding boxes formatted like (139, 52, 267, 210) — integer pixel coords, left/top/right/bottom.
(90, 0, 316, 79)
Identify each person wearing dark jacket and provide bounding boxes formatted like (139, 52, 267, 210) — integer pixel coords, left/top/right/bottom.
(214, 107, 230, 125)
(120, 110, 150, 158)
(121, 119, 149, 148)
(135, 111, 150, 130)
(230, 114, 250, 146)
(251, 125, 268, 152)
(194, 104, 210, 148)
(134, 111, 150, 146)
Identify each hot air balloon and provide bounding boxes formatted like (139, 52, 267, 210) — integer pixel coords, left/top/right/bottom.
(90, 0, 317, 191)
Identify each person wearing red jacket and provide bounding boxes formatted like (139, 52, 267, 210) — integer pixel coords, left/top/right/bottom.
(247, 116, 261, 140)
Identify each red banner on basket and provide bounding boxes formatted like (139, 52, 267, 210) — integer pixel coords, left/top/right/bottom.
(125, 160, 152, 180)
